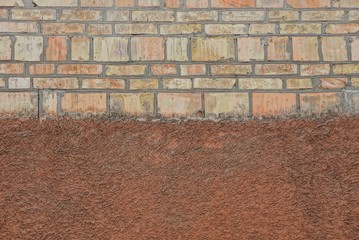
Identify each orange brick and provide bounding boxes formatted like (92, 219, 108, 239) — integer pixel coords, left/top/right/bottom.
(58, 64, 102, 75)
(157, 93, 202, 117)
(151, 64, 177, 75)
(0, 63, 24, 74)
(211, 0, 255, 8)
(33, 78, 79, 89)
(131, 37, 165, 61)
(293, 37, 319, 61)
(180, 64, 206, 76)
(287, 0, 331, 8)
(300, 93, 343, 115)
(46, 36, 67, 61)
(61, 93, 107, 115)
(252, 93, 297, 116)
(29, 64, 55, 75)
(165, 0, 180, 8)
(114, 0, 134, 7)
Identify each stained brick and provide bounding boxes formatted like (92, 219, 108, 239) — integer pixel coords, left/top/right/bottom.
(192, 37, 235, 62)
(0, 92, 38, 117)
(205, 93, 249, 118)
(14, 36, 43, 61)
(46, 36, 67, 61)
(131, 37, 165, 61)
(300, 93, 343, 115)
(157, 93, 202, 117)
(110, 93, 154, 116)
(252, 93, 297, 116)
(34, 78, 79, 89)
(94, 37, 129, 62)
(61, 93, 107, 115)
(293, 37, 319, 61)
(238, 78, 282, 90)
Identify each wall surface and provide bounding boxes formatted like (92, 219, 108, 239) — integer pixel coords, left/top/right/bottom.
(0, 0, 359, 118)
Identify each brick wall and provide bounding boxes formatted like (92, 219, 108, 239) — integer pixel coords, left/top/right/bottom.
(0, 0, 359, 119)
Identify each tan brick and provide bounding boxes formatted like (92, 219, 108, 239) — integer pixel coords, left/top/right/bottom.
(249, 24, 276, 35)
(352, 78, 359, 88)
(319, 78, 348, 89)
(349, 10, 359, 20)
(238, 78, 282, 89)
(192, 37, 235, 62)
(300, 64, 330, 76)
(0, 22, 38, 33)
(163, 78, 192, 89)
(59, 10, 102, 21)
(287, 0, 330, 8)
(322, 37, 348, 61)
(332, 64, 359, 75)
(115, 24, 157, 34)
(132, 11, 175, 22)
(212, 0, 255, 8)
(257, 0, 284, 7)
(177, 11, 218, 22)
(58, 64, 102, 75)
(300, 93, 342, 115)
(131, 37, 164, 61)
(0, 0, 24, 6)
(166, 38, 188, 61)
(71, 37, 90, 61)
(293, 37, 319, 61)
(94, 37, 129, 62)
(29, 64, 55, 75)
(46, 36, 67, 61)
(61, 93, 107, 115)
(0, 36, 11, 60)
(160, 24, 201, 35)
(186, 0, 208, 8)
(15, 36, 43, 61)
(88, 24, 112, 35)
(268, 37, 290, 61)
(42, 23, 85, 35)
(151, 64, 177, 75)
(0, 9, 8, 19)
(333, 0, 359, 7)
(222, 11, 265, 21)
(301, 11, 344, 21)
(34, 78, 79, 89)
(280, 24, 321, 34)
(158, 93, 202, 117)
(106, 65, 147, 76)
(287, 78, 312, 89)
(268, 11, 299, 22)
(81, 0, 113, 7)
(130, 79, 158, 90)
(180, 64, 206, 76)
(256, 64, 297, 75)
(82, 79, 125, 89)
(238, 37, 265, 62)
(205, 93, 249, 118)
(205, 24, 246, 35)
(8, 77, 30, 89)
(110, 93, 154, 116)
(326, 23, 359, 34)
(33, 0, 77, 6)
(0, 64, 24, 74)
(114, 0, 134, 7)
(211, 65, 252, 75)
(138, 0, 160, 6)
(253, 93, 297, 116)
(194, 78, 236, 89)
(41, 90, 57, 117)
(0, 92, 38, 117)
(106, 10, 130, 21)
(351, 37, 359, 61)
(11, 9, 56, 20)
(0, 78, 5, 88)
(165, 0, 180, 8)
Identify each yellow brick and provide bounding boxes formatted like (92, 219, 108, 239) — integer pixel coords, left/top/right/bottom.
(194, 78, 236, 89)
(130, 79, 158, 89)
(192, 37, 235, 61)
(204, 93, 249, 118)
(110, 93, 154, 117)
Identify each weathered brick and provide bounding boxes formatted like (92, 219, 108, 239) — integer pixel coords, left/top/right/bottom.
(0, 22, 38, 33)
(252, 93, 297, 116)
(0, 92, 38, 117)
(212, 0, 255, 8)
(300, 64, 330, 76)
(0, 36, 12, 60)
(59, 10, 102, 21)
(132, 11, 175, 22)
(58, 64, 102, 75)
(110, 93, 154, 116)
(205, 93, 249, 118)
(163, 78, 192, 89)
(14, 36, 43, 61)
(351, 37, 359, 61)
(267, 37, 290, 61)
(349, 10, 359, 20)
(177, 11, 218, 22)
(115, 24, 157, 34)
(326, 23, 359, 34)
(238, 37, 265, 62)
(0, 0, 24, 6)
(300, 93, 343, 115)
(333, 0, 359, 7)
(194, 78, 236, 89)
(81, 0, 113, 7)
(321, 37, 348, 61)
(238, 78, 282, 89)
(71, 37, 90, 61)
(256, 64, 297, 75)
(286, 78, 312, 89)
(319, 78, 348, 89)
(8, 77, 30, 89)
(301, 11, 344, 21)
(211, 65, 252, 75)
(166, 38, 188, 61)
(332, 64, 359, 75)
(222, 11, 265, 21)
(29, 64, 55, 75)
(293, 37, 319, 61)
(114, 0, 134, 7)
(0, 78, 5, 88)
(42, 23, 85, 35)
(41, 90, 57, 117)
(88, 24, 112, 35)
(180, 64, 206, 76)
(130, 79, 158, 89)
(160, 24, 201, 35)
(0, 9, 8, 19)
(82, 79, 125, 89)
(165, 0, 180, 8)
(11, 9, 56, 20)
(287, 0, 330, 8)
(131, 37, 164, 61)
(106, 65, 147, 76)
(94, 37, 129, 62)
(205, 24, 246, 35)
(268, 11, 299, 22)
(186, 0, 208, 8)
(106, 10, 130, 21)
(249, 24, 276, 35)
(138, 0, 161, 6)
(192, 37, 235, 62)
(61, 93, 107, 115)
(280, 23, 321, 34)
(34, 78, 79, 89)
(0, 63, 24, 74)
(352, 78, 359, 88)
(151, 64, 177, 75)
(257, 0, 284, 8)
(46, 36, 67, 61)
(157, 93, 202, 117)
(33, 0, 77, 6)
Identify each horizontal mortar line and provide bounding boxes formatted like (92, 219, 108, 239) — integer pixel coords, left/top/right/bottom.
(2, 61, 359, 64)
(2, 7, 359, 10)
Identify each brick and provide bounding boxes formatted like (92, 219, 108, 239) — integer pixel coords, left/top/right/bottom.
(58, 64, 102, 75)
(114, 0, 134, 7)
(165, 0, 180, 8)
(192, 37, 235, 62)
(0, 78, 5, 88)
(115, 24, 157, 34)
(82, 79, 125, 89)
(177, 11, 218, 22)
(132, 11, 175, 22)
(61, 93, 106, 115)
(212, 0, 255, 8)
(205, 93, 249, 118)
(238, 37, 265, 62)
(333, 0, 359, 7)
(321, 37, 348, 61)
(130, 79, 158, 89)
(256, 64, 297, 75)
(8, 77, 30, 89)
(286, 78, 312, 89)
(326, 23, 359, 34)
(106, 10, 130, 21)
(332, 64, 359, 75)
(110, 93, 154, 116)
(163, 78, 192, 89)
(222, 11, 265, 21)
(138, 0, 160, 6)
(46, 36, 67, 61)
(253, 93, 297, 116)
(0, 0, 24, 6)
(0, 92, 38, 117)
(34, 78, 79, 89)
(0, 22, 38, 33)
(300, 64, 330, 76)
(0, 64, 24, 74)
(166, 38, 188, 61)
(300, 93, 343, 115)
(249, 24, 276, 35)
(131, 37, 164, 61)
(351, 37, 359, 61)
(186, 0, 208, 8)
(349, 10, 359, 20)
(293, 37, 319, 61)
(280, 24, 321, 34)
(180, 64, 206, 76)
(346, 93, 359, 113)
(267, 37, 290, 61)
(71, 37, 90, 61)
(0, 9, 8, 19)
(29, 64, 55, 75)
(301, 11, 344, 21)
(106, 65, 147, 76)
(352, 78, 359, 88)
(157, 93, 202, 117)
(194, 78, 236, 89)
(256, 0, 284, 8)
(94, 37, 129, 62)
(287, 0, 330, 8)
(42, 23, 85, 35)
(0, 36, 12, 60)
(11, 9, 56, 20)
(88, 24, 112, 35)
(33, 0, 77, 6)
(14, 36, 43, 61)
(59, 10, 102, 21)
(238, 78, 282, 89)
(41, 90, 57, 117)
(151, 64, 177, 75)
(268, 11, 299, 22)
(160, 24, 201, 35)
(81, 0, 113, 7)
(211, 65, 252, 75)
(205, 24, 246, 35)
(319, 78, 348, 89)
